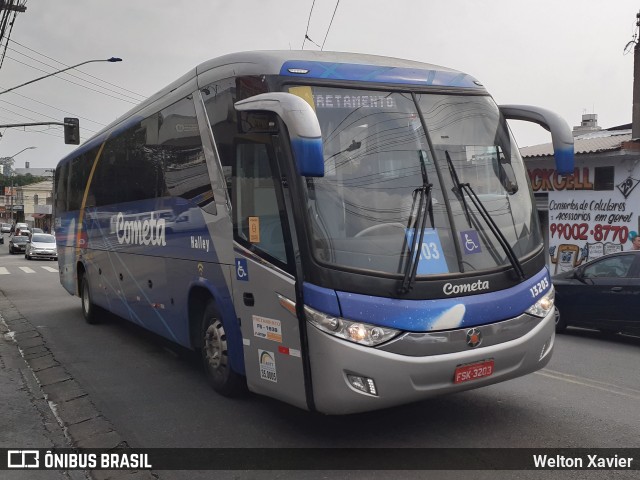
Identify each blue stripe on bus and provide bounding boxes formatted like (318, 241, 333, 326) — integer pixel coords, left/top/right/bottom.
(303, 283, 342, 317)
(55, 199, 245, 375)
(291, 137, 324, 176)
(554, 146, 575, 175)
(280, 61, 482, 88)
(305, 267, 551, 332)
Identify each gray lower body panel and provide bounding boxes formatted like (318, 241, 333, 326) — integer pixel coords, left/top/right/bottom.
(307, 310, 555, 415)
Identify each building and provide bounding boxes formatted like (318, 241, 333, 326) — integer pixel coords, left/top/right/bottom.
(1, 162, 55, 225)
(13, 166, 55, 178)
(15, 179, 54, 230)
(521, 115, 640, 274)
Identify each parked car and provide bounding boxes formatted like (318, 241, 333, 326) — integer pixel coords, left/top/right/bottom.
(9, 234, 28, 254)
(553, 251, 640, 336)
(1, 223, 10, 234)
(25, 233, 57, 260)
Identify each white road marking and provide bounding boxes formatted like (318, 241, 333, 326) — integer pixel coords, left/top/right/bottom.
(0, 267, 9, 275)
(41, 266, 59, 272)
(536, 368, 640, 400)
(18, 267, 36, 273)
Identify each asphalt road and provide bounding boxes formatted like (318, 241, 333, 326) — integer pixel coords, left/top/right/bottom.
(1, 239, 639, 480)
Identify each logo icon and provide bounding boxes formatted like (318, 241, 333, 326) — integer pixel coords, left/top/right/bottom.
(8, 450, 39, 468)
(235, 258, 249, 281)
(466, 328, 482, 348)
(460, 230, 481, 254)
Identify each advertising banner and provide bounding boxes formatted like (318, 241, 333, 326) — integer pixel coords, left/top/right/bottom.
(536, 163, 640, 274)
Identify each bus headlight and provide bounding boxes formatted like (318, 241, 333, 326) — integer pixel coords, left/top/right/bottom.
(525, 286, 555, 318)
(304, 305, 401, 346)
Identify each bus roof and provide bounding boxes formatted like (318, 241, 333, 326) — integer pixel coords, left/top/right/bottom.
(59, 51, 485, 165)
(196, 50, 483, 88)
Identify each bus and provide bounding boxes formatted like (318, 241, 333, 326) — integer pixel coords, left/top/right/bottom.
(54, 51, 574, 414)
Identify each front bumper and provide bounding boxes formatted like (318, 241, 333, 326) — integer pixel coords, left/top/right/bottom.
(307, 309, 555, 414)
(28, 250, 58, 259)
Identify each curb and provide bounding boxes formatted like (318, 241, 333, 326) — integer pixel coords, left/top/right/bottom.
(0, 292, 158, 480)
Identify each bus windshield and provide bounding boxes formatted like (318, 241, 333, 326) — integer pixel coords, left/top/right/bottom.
(294, 86, 541, 276)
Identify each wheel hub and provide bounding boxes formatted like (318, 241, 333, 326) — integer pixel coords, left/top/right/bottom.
(204, 320, 227, 369)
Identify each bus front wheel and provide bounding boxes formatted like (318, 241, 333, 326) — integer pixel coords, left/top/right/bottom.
(81, 275, 100, 325)
(201, 302, 244, 397)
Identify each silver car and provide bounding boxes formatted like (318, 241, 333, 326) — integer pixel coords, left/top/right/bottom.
(25, 233, 58, 261)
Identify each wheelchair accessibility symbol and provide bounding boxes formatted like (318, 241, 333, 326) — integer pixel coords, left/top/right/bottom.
(460, 230, 481, 254)
(236, 258, 249, 281)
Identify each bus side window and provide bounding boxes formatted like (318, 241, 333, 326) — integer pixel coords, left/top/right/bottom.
(234, 143, 287, 266)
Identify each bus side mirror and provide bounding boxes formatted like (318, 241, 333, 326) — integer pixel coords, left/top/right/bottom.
(499, 105, 574, 175)
(235, 92, 325, 177)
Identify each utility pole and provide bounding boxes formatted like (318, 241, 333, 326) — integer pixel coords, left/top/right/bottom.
(633, 11, 640, 139)
(0, 2, 27, 13)
(0, 1, 28, 72)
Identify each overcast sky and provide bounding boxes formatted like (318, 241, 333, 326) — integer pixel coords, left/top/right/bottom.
(1, 0, 639, 169)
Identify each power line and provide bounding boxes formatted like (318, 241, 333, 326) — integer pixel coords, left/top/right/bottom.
(321, 0, 341, 51)
(302, 0, 317, 50)
(0, 88, 108, 127)
(4, 44, 144, 102)
(7, 38, 146, 99)
(0, 97, 99, 134)
(4, 54, 138, 104)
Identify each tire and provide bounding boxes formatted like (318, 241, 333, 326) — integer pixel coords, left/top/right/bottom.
(201, 301, 245, 396)
(80, 274, 100, 324)
(554, 307, 567, 333)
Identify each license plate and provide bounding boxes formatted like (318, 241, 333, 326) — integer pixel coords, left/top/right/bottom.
(454, 359, 494, 384)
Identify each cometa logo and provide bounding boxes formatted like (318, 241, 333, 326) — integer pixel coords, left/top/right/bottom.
(115, 212, 167, 246)
(443, 280, 490, 296)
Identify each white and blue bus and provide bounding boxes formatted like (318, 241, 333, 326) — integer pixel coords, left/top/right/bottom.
(55, 51, 574, 414)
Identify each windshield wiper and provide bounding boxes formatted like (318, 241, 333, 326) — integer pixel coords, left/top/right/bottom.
(399, 150, 433, 295)
(445, 151, 525, 279)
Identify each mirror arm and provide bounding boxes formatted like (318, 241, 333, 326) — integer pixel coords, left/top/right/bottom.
(500, 105, 574, 175)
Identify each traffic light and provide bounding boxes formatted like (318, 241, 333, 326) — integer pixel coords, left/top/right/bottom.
(64, 117, 80, 145)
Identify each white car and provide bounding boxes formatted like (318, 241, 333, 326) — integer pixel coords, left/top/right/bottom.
(25, 233, 58, 261)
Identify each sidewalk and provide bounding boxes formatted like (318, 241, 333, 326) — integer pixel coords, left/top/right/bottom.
(0, 292, 156, 480)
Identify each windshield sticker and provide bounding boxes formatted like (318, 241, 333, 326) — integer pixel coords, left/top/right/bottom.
(259, 350, 278, 383)
(460, 230, 482, 254)
(248, 216, 260, 243)
(253, 315, 282, 343)
(405, 228, 449, 274)
(312, 94, 396, 109)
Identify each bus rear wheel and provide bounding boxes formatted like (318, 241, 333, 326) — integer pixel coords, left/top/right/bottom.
(201, 302, 244, 397)
(81, 275, 100, 324)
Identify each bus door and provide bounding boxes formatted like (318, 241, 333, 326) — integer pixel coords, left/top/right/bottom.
(230, 137, 308, 410)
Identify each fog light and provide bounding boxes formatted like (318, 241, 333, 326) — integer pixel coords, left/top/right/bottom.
(347, 374, 378, 396)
